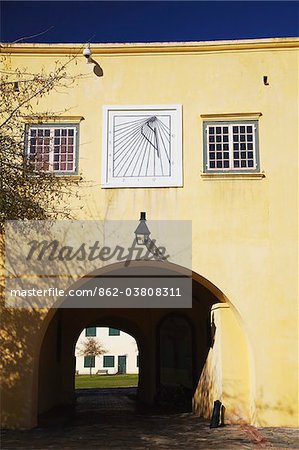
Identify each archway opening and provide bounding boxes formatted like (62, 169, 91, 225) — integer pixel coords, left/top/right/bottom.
(73, 325, 139, 417)
(36, 264, 250, 428)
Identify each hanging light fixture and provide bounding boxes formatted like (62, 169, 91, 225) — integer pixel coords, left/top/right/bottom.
(134, 212, 167, 260)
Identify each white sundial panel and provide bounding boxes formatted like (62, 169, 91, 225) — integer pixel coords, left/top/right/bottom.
(102, 105, 182, 188)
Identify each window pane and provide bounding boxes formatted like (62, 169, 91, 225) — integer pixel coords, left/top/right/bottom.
(84, 356, 95, 368)
(109, 328, 120, 336)
(206, 121, 257, 172)
(103, 356, 115, 368)
(85, 327, 96, 336)
(28, 126, 77, 174)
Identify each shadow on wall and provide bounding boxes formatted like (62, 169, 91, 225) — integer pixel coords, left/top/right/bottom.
(90, 58, 103, 77)
(0, 304, 46, 428)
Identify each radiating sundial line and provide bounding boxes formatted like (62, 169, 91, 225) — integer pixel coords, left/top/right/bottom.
(156, 125, 171, 174)
(138, 127, 152, 177)
(156, 124, 170, 163)
(114, 124, 144, 156)
(114, 120, 146, 141)
(114, 116, 147, 132)
(131, 126, 150, 177)
(114, 119, 147, 146)
(114, 128, 144, 171)
(114, 130, 145, 176)
(122, 129, 148, 177)
(145, 125, 153, 177)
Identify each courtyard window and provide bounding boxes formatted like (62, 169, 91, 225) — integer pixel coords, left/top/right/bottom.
(85, 327, 96, 337)
(204, 121, 259, 172)
(108, 328, 120, 336)
(84, 356, 95, 368)
(103, 356, 115, 368)
(27, 124, 79, 174)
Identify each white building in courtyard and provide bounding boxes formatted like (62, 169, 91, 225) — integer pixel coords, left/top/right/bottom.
(75, 327, 139, 375)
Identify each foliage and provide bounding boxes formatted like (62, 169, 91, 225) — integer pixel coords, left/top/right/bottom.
(0, 52, 83, 232)
(77, 337, 107, 376)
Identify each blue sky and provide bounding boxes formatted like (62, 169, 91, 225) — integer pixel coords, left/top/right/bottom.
(1, 1, 298, 43)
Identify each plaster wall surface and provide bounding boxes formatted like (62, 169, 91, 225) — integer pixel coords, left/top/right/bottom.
(1, 38, 298, 428)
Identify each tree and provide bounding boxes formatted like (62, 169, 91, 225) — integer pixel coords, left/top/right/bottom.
(77, 337, 107, 376)
(0, 50, 84, 232)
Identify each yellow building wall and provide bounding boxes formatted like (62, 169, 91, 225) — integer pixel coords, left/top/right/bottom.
(1, 38, 298, 427)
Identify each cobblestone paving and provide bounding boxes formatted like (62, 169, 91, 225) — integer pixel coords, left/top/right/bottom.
(1, 388, 298, 449)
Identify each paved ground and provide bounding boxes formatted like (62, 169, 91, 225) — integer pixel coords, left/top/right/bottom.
(1, 388, 298, 449)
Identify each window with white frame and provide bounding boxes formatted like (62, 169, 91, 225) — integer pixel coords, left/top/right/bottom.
(27, 124, 79, 174)
(102, 105, 182, 188)
(203, 121, 259, 172)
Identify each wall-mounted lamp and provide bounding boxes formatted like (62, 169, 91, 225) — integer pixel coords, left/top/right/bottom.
(82, 43, 103, 77)
(134, 212, 167, 260)
(135, 212, 150, 245)
(83, 43, 92, 64)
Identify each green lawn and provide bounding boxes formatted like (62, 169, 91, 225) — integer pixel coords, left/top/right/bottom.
(75, 374, 138, 389)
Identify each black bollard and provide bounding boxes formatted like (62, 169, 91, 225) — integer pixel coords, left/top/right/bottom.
(210, 400, 222, 428)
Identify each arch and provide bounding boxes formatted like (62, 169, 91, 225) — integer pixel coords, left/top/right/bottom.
(28, 262, 253, 427)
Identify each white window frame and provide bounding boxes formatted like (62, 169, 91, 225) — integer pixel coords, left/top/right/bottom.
(101, 105, 182, 188)
(26, 123, 79, 175)
(203, 120, 260, 173)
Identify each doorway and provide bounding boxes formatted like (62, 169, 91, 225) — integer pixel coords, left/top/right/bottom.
(118, 355, 127, 374)
(158, 315, 193, 410)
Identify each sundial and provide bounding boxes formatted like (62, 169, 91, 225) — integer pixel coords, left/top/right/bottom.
(102, 105, 182, 188)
